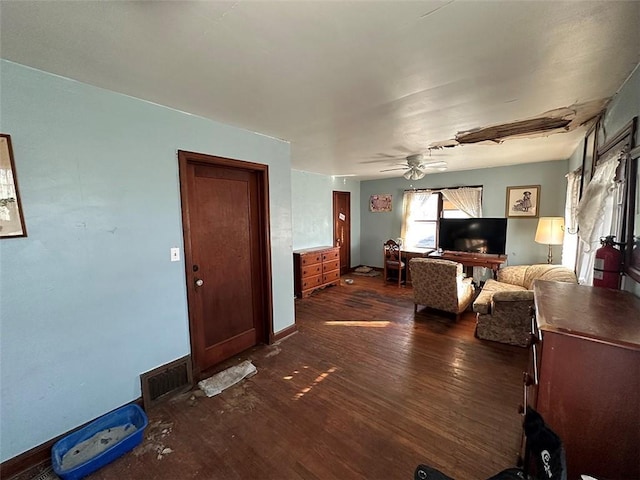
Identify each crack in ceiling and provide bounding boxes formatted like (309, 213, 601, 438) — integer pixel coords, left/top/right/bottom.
(429, 98, 609, 149)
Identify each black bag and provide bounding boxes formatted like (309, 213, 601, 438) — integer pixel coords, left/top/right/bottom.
(413, 408, 566, 480)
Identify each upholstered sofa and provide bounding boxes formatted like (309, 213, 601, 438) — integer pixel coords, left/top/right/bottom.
(472, 264, 577, 346)
(410, 258, 475, 316)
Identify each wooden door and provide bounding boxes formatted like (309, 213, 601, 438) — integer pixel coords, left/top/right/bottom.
(333, 191, 351, 275)
(179, 151, 273, 378)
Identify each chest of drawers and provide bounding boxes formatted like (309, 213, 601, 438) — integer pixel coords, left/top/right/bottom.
(293, 246, 340, 298)
(528, 281, 640, 479)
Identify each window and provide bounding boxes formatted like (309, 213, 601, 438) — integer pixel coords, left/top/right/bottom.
(576, 157, 622, 284)
(402, 188, 480, 250)
(442, 198, 469, 219)
(404, 192, 439, 249)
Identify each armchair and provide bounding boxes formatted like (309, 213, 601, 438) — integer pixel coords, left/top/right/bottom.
(473, 264, 577, 346)
(409, 258, 475, 316)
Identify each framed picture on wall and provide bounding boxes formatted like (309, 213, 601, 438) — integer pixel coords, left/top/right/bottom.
(370, 194, 392, 212)
(505, 185, 540, 218)
(0, 134, 27, 238)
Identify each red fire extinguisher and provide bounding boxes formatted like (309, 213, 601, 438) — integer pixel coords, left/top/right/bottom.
(593, 235, 622, 289)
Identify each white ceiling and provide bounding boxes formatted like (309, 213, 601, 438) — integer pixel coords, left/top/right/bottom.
(1, 1, 639, 180)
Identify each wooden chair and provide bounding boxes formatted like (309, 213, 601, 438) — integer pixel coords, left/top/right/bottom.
(383, 239, 405, 286)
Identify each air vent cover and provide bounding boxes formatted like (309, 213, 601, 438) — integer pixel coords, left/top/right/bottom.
(140, 355, 193, 411)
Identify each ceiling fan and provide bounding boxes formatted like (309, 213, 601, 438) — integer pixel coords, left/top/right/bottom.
(380, 154, 447, 180)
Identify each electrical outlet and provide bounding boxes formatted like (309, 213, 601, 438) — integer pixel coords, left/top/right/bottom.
(170, 247, 180, 262)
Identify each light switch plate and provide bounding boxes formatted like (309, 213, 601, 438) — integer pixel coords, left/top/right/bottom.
(170, 247, 180, 262)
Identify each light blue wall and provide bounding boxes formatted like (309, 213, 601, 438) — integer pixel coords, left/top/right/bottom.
(601, 65, 639, 150)
(0, 61, 295, 462)
(360, 160, 569, 268)
(568, 137, 585, 172)
(291, 170, 361, 267)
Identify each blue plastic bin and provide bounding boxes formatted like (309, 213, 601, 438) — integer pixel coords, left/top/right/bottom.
(51, 404, 148, 480)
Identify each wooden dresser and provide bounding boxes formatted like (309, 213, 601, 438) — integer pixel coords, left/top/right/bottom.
(528, 281, 640, 479)
(293, 246, 340, 298)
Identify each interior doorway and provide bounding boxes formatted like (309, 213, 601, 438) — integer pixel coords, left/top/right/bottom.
(333, 191, 351, 275)
(178, 150, 273, 379)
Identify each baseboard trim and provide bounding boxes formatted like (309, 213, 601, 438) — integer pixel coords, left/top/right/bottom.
(0, 398, 143, 479)
(272, 324, 297, 343)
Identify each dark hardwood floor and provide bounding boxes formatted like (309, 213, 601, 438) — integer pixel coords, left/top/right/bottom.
(19, 274, 529, 480)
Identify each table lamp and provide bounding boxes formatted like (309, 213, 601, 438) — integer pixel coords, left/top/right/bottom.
(535, 217, 565, 264)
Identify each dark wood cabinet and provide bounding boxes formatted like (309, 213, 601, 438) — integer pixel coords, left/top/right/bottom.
(530, 281, 640, 480)
(293, 246, 340, 298)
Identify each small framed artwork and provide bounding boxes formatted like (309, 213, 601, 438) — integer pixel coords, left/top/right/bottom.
(370, 194, 392, 212)
(0, 134, 27, 238)
(505, 185, 540, 218)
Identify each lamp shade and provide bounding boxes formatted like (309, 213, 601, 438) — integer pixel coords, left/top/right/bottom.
(535, 217, 565, 245)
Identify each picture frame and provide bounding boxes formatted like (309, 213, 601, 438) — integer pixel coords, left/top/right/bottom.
(505, 185, 540, 218)
(369, 194, 392, 212)
(0, 134, 27, 238)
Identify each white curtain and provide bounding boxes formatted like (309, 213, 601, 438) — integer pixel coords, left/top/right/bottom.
(561, 169, 581, 269)
(401, 190, 431, 246)
(441, 187, 483, 217)
(441, 187, 484, 281)
(575, 158, 620, 284)
(577, 158, 619, 249)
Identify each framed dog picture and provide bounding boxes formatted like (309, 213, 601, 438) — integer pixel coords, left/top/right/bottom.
(0, 134, 27, 238)
(505, 185, 540, 218)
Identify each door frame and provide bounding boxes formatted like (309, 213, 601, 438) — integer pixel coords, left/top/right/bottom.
(178, 150, 274, 378)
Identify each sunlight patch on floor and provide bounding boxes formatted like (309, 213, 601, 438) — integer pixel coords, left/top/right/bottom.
(292, 366, 337, 401)
(324, 320, 390, 327)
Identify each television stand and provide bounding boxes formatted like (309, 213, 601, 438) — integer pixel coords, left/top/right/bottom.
(427, 251, 507, 278)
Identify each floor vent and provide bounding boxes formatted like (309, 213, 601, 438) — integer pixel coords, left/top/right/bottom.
(140, 355, 193, 411)
(30, 466, 60, 480)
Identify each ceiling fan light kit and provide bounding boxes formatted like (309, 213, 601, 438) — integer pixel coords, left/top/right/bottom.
(403, 169, 426, 180)
(380, 153, 447, 180)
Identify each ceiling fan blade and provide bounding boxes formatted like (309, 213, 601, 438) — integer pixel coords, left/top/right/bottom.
(393, 145, 414, 153)
(360, 157, 406, 165)
(420, 161, 447, 168)
(380, 167, 409, 172)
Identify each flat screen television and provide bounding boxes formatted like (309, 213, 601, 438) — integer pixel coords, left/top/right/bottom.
(438, 218, 508, 255)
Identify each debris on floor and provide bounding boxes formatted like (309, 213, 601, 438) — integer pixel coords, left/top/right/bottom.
(198, 360, 257, 398)
(133, 420, 173, 460)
